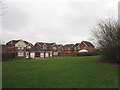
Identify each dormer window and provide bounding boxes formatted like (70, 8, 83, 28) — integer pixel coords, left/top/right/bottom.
(43, 44, 47, 49)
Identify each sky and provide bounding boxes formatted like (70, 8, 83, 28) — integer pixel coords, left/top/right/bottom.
(0, 0, 119, 45)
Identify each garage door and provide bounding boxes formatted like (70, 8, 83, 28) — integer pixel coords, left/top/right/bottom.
(40, 53, 44, 58)
(30, 52, 35, 58)
(45, 53, 49, 57)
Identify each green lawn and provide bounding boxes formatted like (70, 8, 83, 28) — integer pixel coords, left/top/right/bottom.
(2, 56, 118, 88)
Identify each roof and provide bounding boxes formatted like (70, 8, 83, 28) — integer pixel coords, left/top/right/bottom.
(36, 42, 55, 47)
(31, 48, 51, 52)
(57, 44, 63, 46)
(46, 43, 55, 47)
(24, 41, 33, 46)
(82, 41, 94, 47)
(36, 42, 44, 46)
(63, 44, 74, 48)
(6, 40, 19, 46)
(6, 39, 33, 46)
(74, 43, 80, 46)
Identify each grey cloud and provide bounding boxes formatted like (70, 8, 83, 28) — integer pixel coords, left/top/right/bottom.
(2, 0, 119, 45)
(3, 3, 29, 31)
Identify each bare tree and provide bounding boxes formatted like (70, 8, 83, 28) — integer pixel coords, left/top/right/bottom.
(92, 18, 120, 64)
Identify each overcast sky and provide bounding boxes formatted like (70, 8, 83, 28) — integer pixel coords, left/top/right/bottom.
(1, 0, 119, 45)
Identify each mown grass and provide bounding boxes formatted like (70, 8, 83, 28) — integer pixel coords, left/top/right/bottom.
(2, 56, 118, 88)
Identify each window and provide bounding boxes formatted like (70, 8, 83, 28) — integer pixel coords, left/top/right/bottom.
(54, 52, 58, 56)
(18, 51, 24, 56)
(68, 48, 70, 50)
(53, 47, 57, 50)
(43, 45, 47, 49)
(27, 46, 31, 49)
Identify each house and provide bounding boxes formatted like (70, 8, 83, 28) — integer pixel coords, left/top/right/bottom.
(3, 39, 96, 60)
(60, 44, 76, 56)
(63, 44, 74, 53)
(75, 41, 96, 54)
(30, 42, 59, 59)
(74, 43, 80, 53)
(6, 39, 33, 59)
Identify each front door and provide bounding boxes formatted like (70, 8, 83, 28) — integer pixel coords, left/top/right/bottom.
(26, 52, 29, 58)
(50, 52, 52, 57)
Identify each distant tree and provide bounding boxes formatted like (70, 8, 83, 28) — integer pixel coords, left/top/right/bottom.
(92, 18, 120, 64)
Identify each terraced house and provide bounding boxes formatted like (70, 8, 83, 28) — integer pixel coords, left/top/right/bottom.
(5, 39, 33, 59)
(2, 39, 96, 60)
(30, 42, 60, 59)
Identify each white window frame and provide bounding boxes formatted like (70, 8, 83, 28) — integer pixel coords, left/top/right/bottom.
(54, 52, 58, 56)
(18, 51, 24, 57)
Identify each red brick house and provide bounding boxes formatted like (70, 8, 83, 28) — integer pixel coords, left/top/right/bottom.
(74, 41, 96, 54)
(5, 39, 33, 59)
(60, 44, 76, 56)
(3, 40, 96, 60)
(30, 42, 59, 59)
(62, 44, 74, 53)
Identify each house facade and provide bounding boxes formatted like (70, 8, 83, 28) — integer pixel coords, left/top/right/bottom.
(6, 39, 33, 59)
(30, 42, 59, 59)
(74, 41, 96, 54)
(2, 40, 96, 60)
(59, 44, 76, 56)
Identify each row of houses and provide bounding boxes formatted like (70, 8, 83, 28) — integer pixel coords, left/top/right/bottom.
(1, 39, 96, 60)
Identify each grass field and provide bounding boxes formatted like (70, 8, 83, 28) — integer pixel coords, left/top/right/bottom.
(2, 56, 118, 88)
